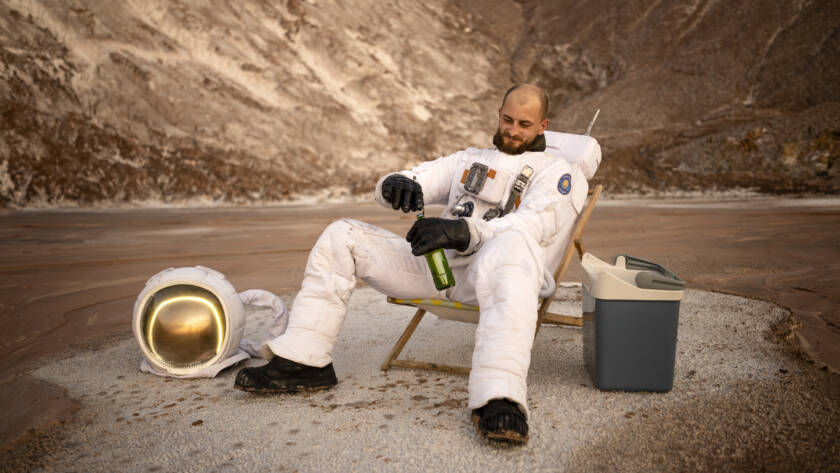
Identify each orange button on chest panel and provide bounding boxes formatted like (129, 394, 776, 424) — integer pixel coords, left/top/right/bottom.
(487, 169, 497, 179)
(460, 169, 469, 184)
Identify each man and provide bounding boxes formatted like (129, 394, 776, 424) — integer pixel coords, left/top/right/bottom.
(235, 84, 588, 445)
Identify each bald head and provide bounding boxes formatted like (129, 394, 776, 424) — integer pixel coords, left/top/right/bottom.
(495, 83, 550, 154)
(501, 84, 550, 121)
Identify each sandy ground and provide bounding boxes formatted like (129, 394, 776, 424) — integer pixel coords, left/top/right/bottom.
(3, 287, 840, 472)
(1, 198, 839, 471)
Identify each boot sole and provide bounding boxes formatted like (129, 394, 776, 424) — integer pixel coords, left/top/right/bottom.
(234, 383, 336, 394)
(481, 428, 529, 444)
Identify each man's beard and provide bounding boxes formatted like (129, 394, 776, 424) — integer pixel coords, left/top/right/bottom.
(493, 128, 546, 155)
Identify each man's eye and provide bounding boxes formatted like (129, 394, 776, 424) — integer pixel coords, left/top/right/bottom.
(503, 116, 513, 123)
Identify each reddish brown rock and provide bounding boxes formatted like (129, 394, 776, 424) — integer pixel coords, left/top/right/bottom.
(1, 1, 838, 207)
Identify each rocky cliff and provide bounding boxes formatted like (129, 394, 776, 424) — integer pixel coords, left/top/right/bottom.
(1, 0, 838, 207)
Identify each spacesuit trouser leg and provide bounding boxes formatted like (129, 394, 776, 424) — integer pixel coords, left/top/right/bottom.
(263, 218, 441, 367)
(450, 229, 544, 418)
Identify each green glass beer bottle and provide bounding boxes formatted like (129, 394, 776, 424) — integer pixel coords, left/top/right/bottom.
(417, 213, 456, 290)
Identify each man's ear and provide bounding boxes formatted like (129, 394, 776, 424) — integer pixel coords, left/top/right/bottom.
(539, 118, 549, 134)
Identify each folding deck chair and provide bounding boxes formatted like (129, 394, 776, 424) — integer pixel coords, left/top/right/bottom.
(381, 184, 603, 375)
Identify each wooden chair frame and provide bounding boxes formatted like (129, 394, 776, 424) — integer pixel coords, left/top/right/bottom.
(381, 184, 603, 376)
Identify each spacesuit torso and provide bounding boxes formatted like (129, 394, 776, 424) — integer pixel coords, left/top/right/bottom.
(376, 145, 589, 278)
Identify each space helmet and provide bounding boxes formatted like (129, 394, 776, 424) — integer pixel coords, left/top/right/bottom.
(132, 266, 246, 376)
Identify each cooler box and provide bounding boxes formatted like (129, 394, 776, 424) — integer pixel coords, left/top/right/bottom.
(581, 253, 686, 391)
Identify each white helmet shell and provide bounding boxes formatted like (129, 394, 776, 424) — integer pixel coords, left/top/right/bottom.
(132, 266, 246, 376)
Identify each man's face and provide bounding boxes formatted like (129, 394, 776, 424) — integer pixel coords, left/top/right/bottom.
(496, 93, 549, 154)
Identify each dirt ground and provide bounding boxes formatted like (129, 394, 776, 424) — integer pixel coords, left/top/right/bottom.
(0, 198, 838, 458)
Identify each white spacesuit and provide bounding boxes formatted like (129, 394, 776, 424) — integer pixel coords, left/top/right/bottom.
(262, 134, 594, 417)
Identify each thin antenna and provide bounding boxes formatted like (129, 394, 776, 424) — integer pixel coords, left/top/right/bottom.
(585, 109, 601, 136)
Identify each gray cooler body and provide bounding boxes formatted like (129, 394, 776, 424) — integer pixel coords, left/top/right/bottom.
(581, 254, 685, 392)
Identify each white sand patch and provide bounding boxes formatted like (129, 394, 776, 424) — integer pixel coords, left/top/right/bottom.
(30, 287, 796, 472)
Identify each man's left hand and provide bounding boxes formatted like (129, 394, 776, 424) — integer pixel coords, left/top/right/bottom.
(406, 218, 470, 256)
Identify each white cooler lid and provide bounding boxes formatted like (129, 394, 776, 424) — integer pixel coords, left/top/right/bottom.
(581, 253, 685, 301)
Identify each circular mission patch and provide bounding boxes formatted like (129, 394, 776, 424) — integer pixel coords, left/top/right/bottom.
(558, 173, 572, 194)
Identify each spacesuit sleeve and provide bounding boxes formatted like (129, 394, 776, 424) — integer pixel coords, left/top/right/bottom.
(461, 161, 588, 254)
(374, 151, 464, 208)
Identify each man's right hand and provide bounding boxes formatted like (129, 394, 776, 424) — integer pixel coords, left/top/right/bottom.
(381, 175, 424, 212)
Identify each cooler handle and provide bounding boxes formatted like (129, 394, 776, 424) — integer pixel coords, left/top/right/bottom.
(615, 254, 686, 291)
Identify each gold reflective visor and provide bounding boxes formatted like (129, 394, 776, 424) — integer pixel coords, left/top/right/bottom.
(141, 285, 226, 369)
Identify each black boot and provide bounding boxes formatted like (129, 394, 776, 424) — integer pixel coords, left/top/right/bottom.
(234, 355, 338, 393)
(471, 399, 529, 445)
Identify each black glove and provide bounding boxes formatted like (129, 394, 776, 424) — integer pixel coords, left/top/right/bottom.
(406, 218, 470, 256)
(381, 175, 424, 212)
